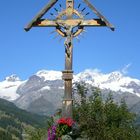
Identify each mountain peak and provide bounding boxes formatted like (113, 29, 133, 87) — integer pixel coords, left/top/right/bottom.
(5, 74, 21, 82)
(36, 70, 62, 81)
(107, 71, 123, 82)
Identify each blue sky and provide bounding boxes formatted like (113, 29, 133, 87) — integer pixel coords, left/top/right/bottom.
(0, 0, 140, 80)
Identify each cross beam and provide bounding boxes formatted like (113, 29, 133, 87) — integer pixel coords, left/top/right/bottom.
(32, 19, 106, 27)
(24, 0, 114, 118)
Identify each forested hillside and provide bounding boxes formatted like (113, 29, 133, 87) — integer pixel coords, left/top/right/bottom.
(0, 98, 48, 140)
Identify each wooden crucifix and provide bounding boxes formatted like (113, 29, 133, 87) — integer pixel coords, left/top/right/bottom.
(24, 0, 114, 118)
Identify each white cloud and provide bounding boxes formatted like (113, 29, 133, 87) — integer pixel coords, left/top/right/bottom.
(121, 63, 132, 75)
(84, 68, 101, 73)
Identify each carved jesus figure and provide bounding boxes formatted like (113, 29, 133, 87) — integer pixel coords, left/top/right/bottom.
(57, 21, 82, 58)
(64, 25, 73, 57)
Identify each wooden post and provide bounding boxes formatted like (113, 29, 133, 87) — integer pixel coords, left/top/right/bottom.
(62, 0, 74, 118)
(62, 41, 73, 118)
(62, 70, 73, 118)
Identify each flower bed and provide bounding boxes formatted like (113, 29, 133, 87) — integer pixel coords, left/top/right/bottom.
(48, 117, 78, 140)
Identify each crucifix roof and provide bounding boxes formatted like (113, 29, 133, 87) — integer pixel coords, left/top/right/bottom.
(24, 0, 114, 32)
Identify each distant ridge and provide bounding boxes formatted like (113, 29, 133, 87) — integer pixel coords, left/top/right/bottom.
(0, 69, 140, 116)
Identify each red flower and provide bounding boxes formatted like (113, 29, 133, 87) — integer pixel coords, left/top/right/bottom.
(66, 118, 74, 127)
(57, 118, 74, 127)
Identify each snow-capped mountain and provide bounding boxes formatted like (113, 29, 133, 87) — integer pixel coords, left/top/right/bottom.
(0, 75, 24, 101)
(0, 69, 140, 115)
(74, 69, 140, 97)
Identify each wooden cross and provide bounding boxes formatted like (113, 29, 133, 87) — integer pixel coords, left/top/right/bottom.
(25, 0, 114, 118)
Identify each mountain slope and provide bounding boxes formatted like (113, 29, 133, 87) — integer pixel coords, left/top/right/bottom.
(0, 98, 47, 127)
(0, 98, 48, 139)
